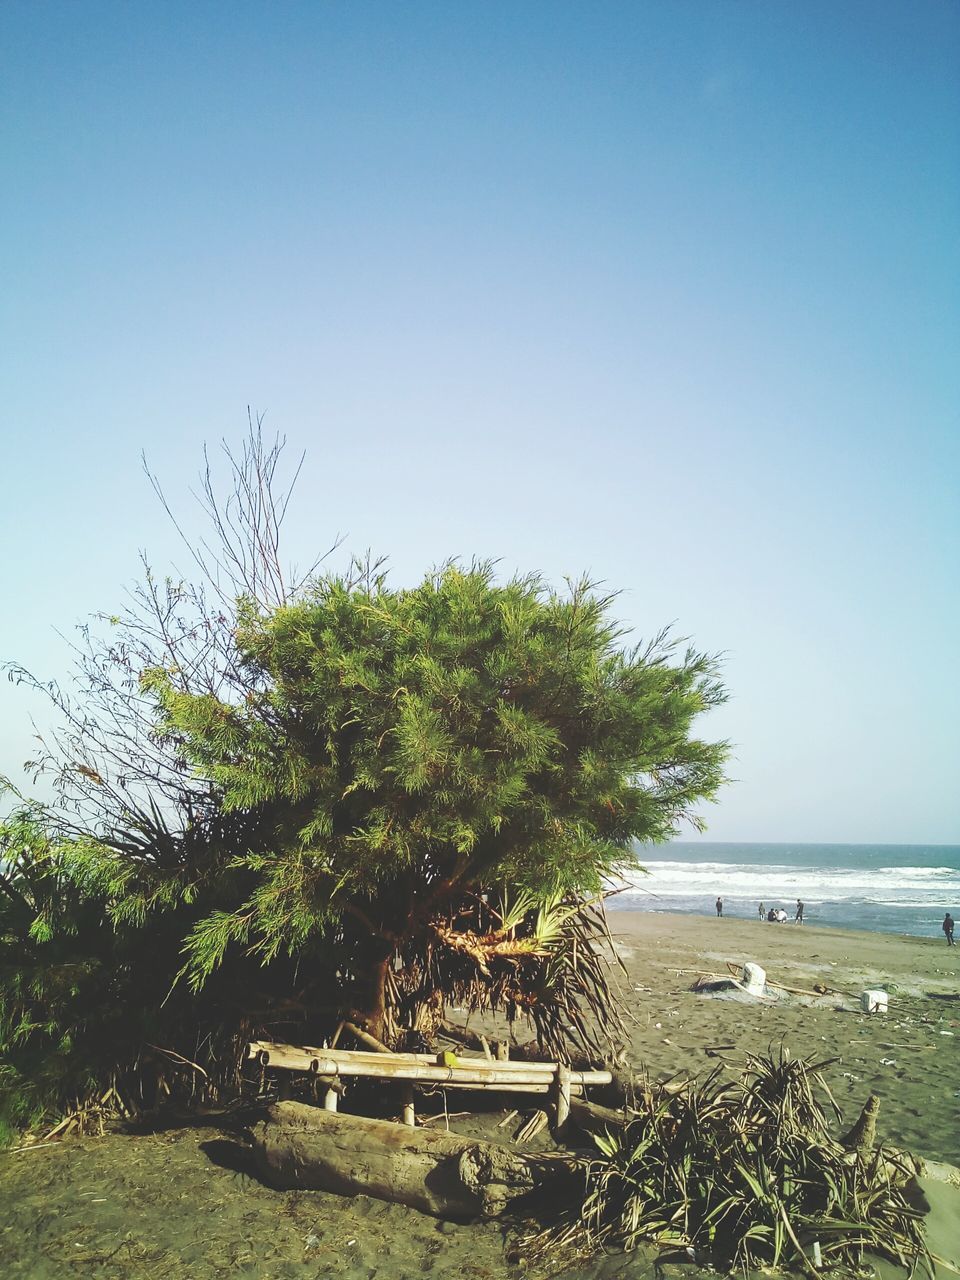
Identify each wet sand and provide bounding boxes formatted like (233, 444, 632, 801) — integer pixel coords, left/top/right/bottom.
(1, 911, 958, 1278)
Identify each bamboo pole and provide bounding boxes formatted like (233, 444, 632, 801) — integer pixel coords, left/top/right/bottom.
(554, 1063, 571, 1131)
(401, 1083, 416, 1127)
(248, 1041, 609, 1088)
(341, 1021, 392, 1053)
(297, 1043, 559, 1074)
(515, 1110, 548, 1144)
(263, 1057, 563, 1086)
(250, 1040, 606, 1080)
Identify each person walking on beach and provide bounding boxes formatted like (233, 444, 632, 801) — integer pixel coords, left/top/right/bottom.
(943, 913, 955, 946)
(716, 896, 723, 917)
(795, 899, 804, 924)
(758, 902, 765, 920)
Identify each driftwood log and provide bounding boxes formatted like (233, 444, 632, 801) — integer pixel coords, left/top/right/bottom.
(251, 1101, 554, 1220)
(568, 1095, 631, 1137)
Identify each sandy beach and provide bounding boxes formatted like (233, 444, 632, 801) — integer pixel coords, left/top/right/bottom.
(609, 911, 960, 1165)
(1, 911, 958, 1279)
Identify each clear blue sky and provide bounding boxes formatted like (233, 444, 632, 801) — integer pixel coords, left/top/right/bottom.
(1, 2, 957, 843)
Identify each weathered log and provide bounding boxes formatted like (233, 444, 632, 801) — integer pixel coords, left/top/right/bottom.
(569, 1096, 631, 1137)
(251, 1101, 545, 1219)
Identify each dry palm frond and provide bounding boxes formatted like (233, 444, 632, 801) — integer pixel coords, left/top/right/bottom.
(392, 891, 628, 1060)
(429, 923, 549, 975)
(527, 1049, 932, 1277)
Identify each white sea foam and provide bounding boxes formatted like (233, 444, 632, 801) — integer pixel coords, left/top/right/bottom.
(615, 860, 960, 905)
(612, 843, 960, 936)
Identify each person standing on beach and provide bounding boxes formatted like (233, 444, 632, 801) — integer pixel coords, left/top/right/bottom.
(795, 899, 804, 923)
(758, 902, 765, 920)
(716, 896, 723, 917)
(943, 913, 955, 946)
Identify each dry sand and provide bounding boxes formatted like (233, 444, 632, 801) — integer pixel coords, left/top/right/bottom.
(1, 911, 957, 1279)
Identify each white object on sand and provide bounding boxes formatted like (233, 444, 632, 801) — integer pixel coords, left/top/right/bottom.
(860, 989, 888, 1014)
(741, 962, 767, 995)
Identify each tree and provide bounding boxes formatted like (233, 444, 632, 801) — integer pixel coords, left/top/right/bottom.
(7, 427, 727, 1065)
(147, 562, 727, 1049)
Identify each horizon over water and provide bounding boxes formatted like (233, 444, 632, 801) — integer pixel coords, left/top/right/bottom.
(610, 842, 960, 940)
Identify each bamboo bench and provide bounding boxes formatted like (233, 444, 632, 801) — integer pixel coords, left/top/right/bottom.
(247, 1039, 612, 1127)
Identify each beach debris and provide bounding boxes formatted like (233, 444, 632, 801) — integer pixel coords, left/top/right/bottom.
(860, 989, 889, 1014)
(35, 1085, 137, 1141)
(741, 961, 766, 995)
(515, 1109, 549, 1144)
(524, 1052, 930, 1276)
(704, 1043, 736, 1058)
(252, 1101, 547, 1218)
(689, 961, 779, 1001)
(725, 960, 845, 1000)
(841, 1093, 880, 1155)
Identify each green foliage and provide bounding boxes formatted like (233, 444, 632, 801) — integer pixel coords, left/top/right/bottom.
(0, 791, 296, 1142)
(533, 1050, 930, 1275)
(142, 563, 726, 1040)
(0, 803, 120, 1140)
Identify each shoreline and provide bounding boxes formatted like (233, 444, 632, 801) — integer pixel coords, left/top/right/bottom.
(607, 898, 954, 942)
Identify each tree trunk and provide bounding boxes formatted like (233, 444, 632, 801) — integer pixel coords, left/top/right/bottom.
(352, 939, 398, 1047)
(250, 1100, 547, 1220)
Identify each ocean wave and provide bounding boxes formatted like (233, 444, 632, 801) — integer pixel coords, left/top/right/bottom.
(875, 865, 959, 877)
(614, 861, 960, 905)
(614, 844, 960, 936)
(862, 897, 959, 908)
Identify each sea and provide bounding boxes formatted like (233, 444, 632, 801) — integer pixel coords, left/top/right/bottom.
(609, 842, 960, 940)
